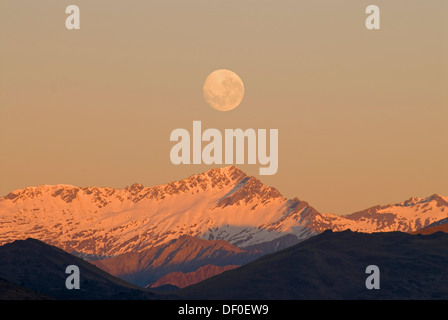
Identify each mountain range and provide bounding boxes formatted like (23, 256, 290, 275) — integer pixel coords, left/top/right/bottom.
(2, 230, 447, 300)
(0, 166, 447, 294)
(1, 166, 446, 258)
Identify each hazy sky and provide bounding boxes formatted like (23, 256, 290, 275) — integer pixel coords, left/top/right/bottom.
(1, 1, 447, 214)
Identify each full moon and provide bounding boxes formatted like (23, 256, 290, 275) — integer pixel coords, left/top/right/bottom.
(203, 69, 245, 112)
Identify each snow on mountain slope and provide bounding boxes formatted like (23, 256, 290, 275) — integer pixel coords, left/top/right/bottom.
(316, 194, 448, 233)
(0, 166, 320, 256)
(0, 166, 446, 256)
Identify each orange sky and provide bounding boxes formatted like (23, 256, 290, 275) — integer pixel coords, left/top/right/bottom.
(0, 0, 447, 214)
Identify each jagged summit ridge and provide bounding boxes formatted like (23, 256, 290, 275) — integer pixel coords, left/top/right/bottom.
(3, 166, 247, 205)
(2, 166, 282, 212)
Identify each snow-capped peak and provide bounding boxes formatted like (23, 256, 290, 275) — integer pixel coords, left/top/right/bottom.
(0, 166, 318, 255)
(0, 167, 446, 257)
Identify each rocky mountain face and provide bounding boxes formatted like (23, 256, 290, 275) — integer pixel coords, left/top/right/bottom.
(90, 235, 261, 288)
(411, 216, 448, 235)
(148, 264, 240, 289)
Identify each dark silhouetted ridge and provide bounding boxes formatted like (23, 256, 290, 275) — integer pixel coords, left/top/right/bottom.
(178, 230, 448, 300)
(0, 238, 164, 300)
